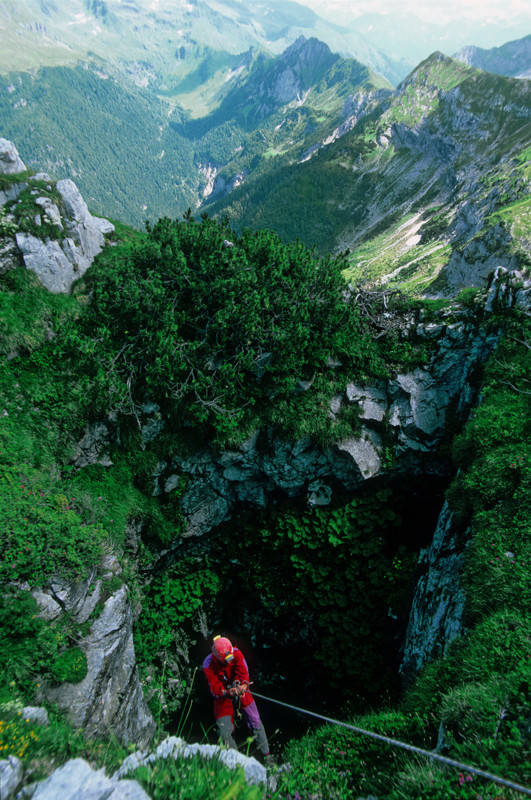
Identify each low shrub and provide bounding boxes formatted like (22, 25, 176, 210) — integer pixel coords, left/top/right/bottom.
(277, 711, 428, 799)
(0, 590, 57, 700)
(0, 707, 127, 783)
(130, 757, 263, 800)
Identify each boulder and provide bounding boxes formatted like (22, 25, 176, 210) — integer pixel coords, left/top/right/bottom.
(72, 422, 113, 468)
(33, 570, 102, 624)
(21, 706, 49, 727)
(15, 233, 81, 294)
(0, 756, 23, 800)
(31, 758, 150, 800)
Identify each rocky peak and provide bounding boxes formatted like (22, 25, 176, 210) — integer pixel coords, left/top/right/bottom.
(0, 137, 27, 175)
(0, 139, 114, 293)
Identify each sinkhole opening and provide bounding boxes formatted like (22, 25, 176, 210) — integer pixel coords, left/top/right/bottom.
(166, 474, 451, 751)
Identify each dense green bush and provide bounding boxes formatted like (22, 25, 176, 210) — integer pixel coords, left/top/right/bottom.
(134, 559, 221, 717)
(277, 711, 428, 799)
(0, 590, 58, 700)
(0, 707, 126, 782)
(62, 215, 382, 444)
(0, 267, 77, 358)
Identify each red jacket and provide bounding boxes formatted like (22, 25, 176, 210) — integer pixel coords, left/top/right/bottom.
(203, 648, 254, 718)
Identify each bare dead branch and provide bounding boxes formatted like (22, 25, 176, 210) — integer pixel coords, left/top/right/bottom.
(499, 380, 531, 395)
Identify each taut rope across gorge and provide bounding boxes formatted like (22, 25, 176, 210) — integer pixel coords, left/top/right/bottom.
(251, 691, 531, 797)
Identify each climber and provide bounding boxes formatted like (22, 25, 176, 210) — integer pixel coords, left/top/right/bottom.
(202, 635, 271, 762)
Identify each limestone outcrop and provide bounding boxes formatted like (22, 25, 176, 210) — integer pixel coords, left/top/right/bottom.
(0, 736, 266, 800)
(0, 756, 23, 800)
(34, 576, 155, 748)
(30, 758, 150, 800)
(15, 178, 114, 293)
(0, 139, 114, 293)
(0, 137, 26, 175)
(115, 735, 267, 786)
(0, 138, 27, 205)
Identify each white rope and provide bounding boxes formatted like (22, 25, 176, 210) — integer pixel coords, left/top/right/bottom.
(252, 691, 531, 797)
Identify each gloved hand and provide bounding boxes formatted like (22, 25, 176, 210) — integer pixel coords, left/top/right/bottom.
(225, 682, 248, 697)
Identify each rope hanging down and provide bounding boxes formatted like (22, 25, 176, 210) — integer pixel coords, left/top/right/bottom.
(251, 691, 531, 798)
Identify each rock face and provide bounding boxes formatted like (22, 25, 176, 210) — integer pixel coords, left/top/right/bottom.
(0, 756, 23, 800)
(5, 735, 266, 800)
(0, 139, 114, 293)
(153, 312, 500, 537)
(0, 138, 27, 205)
(400, 500, 469, 683)
(0, 137, 26, 175)
(115, 735, 267, 787)
(35, 579, 155, 748)
(15, 178, 114, 293)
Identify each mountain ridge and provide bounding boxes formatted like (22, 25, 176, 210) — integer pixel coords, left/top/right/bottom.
(0, 36, 389, 226)
(454, 33, 531, 79)
(207, 52, 531, 294)
(0, 0, 406, 85)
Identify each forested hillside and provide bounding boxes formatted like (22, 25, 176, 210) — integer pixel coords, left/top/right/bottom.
(0, 39, 388, 226)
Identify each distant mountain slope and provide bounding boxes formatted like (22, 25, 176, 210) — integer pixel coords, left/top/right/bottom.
(455, 34, 531, 79)
(0, 0, 405, 86)
(209, 53, 531, 293)
(342, 12, 531, 74)
(189, 37, 389, 131)
(0, 38, 387, 226)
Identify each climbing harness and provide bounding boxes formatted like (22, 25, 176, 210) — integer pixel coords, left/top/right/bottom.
(251, 691, 531, 797)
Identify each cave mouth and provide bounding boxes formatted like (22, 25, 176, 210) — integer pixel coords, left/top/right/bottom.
(176, 475, 450, 747)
